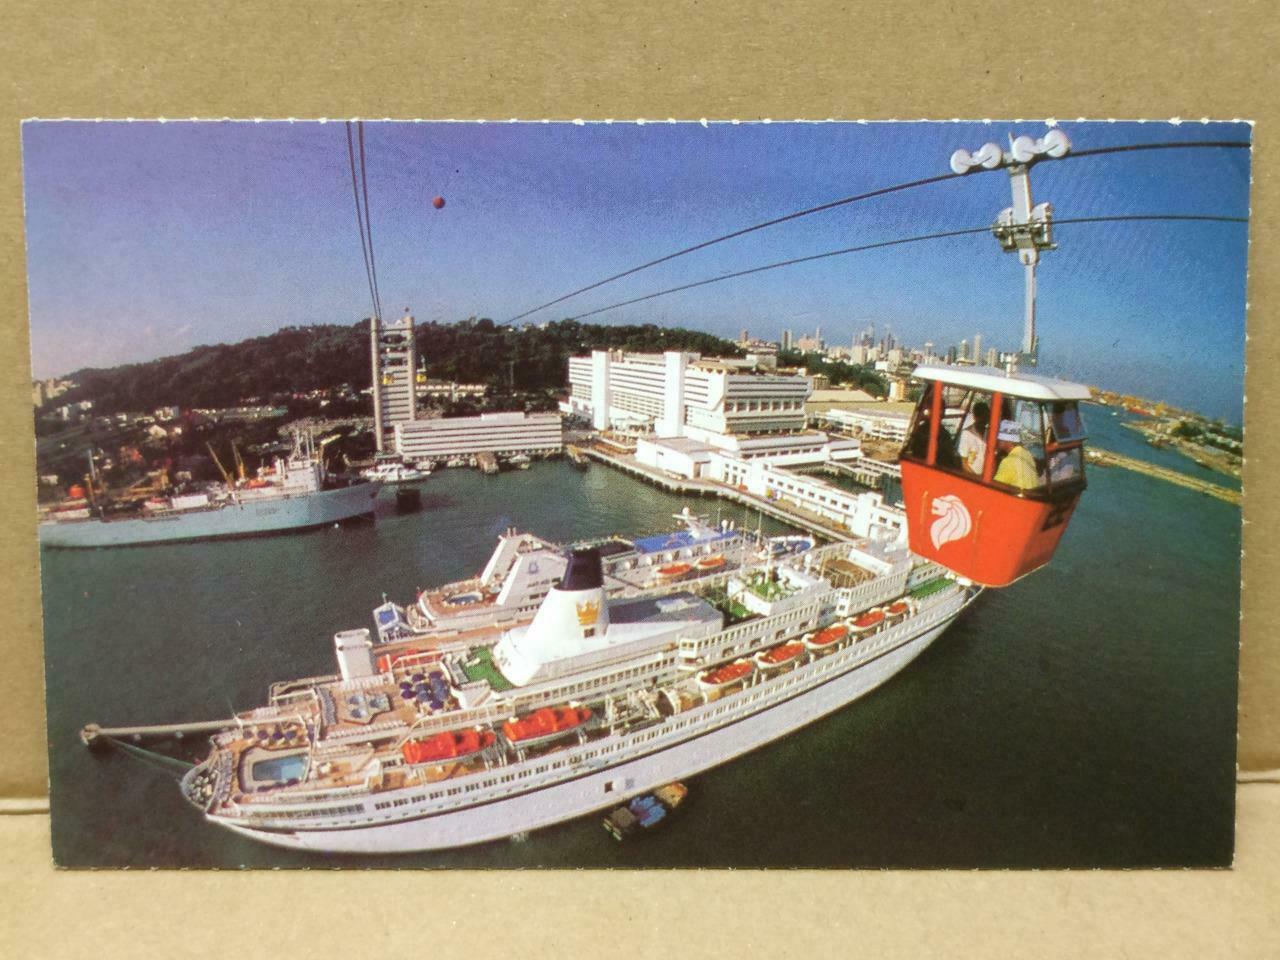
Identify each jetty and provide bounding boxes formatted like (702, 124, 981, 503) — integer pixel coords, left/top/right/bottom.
(579, 445, 856, 542)
(1088, 448, 1241, 505)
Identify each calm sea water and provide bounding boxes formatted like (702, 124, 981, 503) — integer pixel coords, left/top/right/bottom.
(41, 409, 1240, 868)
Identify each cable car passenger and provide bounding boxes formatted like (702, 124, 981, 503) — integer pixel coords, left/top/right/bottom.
(958, 401, 989, 475)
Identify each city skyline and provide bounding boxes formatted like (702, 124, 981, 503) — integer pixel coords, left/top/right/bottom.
(21, 120, 1251, 421)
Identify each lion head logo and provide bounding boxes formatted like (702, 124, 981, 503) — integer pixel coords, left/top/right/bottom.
(930, 495, 972, 550)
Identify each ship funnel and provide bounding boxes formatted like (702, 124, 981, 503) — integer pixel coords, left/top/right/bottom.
(559, 547, 603, 592)
(493, 547, 610, 686)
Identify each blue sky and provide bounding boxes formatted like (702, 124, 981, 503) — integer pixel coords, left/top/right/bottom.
(22, 120, 1251, 421)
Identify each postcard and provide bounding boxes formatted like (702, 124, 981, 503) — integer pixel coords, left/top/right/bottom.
(23, 119, 1249, 867)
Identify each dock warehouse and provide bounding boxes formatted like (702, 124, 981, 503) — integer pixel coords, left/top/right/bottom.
(394, 411, 564, 460)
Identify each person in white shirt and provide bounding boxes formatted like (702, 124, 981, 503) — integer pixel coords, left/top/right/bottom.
(958, 400, 990, 475)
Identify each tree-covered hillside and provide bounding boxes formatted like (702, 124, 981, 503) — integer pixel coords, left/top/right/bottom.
(55, 318, 744, 414)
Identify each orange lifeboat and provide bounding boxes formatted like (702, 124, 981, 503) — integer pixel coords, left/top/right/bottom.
(657, 562, 693, 582)
(697, 660, 754, 690)
(850, 609, 885, 636)
(695, 554, 726, 572)
(804, 624, 848, 652)
(754, 642, 805, 670)
(502, 705, 592, 746)
(401, 728, 495, 765)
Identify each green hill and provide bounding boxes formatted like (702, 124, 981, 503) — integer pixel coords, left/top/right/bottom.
(54, 318, 744, 414)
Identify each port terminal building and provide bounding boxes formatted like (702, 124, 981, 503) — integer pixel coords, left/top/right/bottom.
(394, 411, 563, 461)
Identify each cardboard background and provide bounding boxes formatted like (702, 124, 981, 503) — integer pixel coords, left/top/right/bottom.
(1, 1, 1276, 955)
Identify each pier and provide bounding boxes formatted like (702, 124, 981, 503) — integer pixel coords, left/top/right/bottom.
(580, 445, 857, 542)
(1088, 448, 1241, 505)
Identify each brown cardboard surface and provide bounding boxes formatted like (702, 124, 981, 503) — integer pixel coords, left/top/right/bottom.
(0, 0, 1276, 952)
(1, 787, 1277, 957)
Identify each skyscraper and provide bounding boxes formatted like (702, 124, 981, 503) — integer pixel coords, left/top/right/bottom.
(782, 329, 793, 351)
(973, 334, 982, 366)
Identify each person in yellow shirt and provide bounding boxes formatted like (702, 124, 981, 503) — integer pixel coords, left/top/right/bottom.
(994, 443, 1042, 489)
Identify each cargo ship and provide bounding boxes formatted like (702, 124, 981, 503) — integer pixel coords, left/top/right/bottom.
(138, 518, 975, 854)
(38, 434, 380, 549)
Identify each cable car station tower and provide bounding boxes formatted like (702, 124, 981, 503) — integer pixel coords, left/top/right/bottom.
(950, 130, 1072, 369)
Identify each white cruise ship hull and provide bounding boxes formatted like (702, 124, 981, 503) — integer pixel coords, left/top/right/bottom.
(38, 482, 381, 549)
(215, 599, 963, 854)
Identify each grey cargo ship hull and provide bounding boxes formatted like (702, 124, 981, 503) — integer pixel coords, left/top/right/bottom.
(39, 482, 381, 549)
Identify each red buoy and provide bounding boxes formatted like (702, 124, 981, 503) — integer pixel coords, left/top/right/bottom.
(432, 195, 446, 209)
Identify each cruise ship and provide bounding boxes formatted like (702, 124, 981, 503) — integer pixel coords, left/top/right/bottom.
(38, 434, 380, 549)
(369, 508, 797, 643)
(171, 526, 975, 854)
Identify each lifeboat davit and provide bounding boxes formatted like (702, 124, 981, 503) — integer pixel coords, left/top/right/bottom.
(804, 624, 848, 651)
(657, 562, 693, 582)
(697, 660, 754, 690)
(401, 727, 495, 765)
(695, 554, 726, 571)
(502, 705, 592, 746)
(850, 609, 886, 636)
(754, 642, 805, 670)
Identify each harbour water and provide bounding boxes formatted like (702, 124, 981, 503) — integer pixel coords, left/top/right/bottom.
(41, 409, 1240, 868)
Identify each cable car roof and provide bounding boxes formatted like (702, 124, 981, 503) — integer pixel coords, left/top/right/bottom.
(911, 365, 1092, 402)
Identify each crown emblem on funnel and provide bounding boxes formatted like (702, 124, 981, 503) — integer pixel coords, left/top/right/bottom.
(575, 600, 601, 626)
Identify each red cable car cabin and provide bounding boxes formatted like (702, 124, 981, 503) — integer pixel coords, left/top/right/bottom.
(898, 366, 1091, 587)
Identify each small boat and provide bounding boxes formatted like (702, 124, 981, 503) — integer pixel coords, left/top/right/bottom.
(695, 554, 726, 571)
(804, 623, 847, 651)
(362, 462, 431, 484)
(401, 728, 496, 765)
(697, 660, 754, 690)
(754, 642, 805, 670)
(508, 454, 532, 470)
(656, 562, 693, 582)
(885, 600, 911, 622)
(502, 705, 592, 747)
(850, 609, 886, 636)
(603, 782, 688, 841)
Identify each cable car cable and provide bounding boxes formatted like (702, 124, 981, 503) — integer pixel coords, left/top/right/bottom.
(507, 139, 1249, 324)
(356, 122, 384, 322)
(345, 121, 380, 321)
(562, 213, 1248, 321)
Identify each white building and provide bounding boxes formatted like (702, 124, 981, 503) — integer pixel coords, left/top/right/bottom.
(567, 350, 811, 439)
(394, 411, 563, 460)
(822, 407, 912, 443)
(371, 312, 417, 451)
(636, 429, 863, 479)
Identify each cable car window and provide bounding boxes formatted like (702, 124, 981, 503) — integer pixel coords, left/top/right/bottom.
(1047, 401, 1086, 444)
(1048, 446, 1084, 484)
